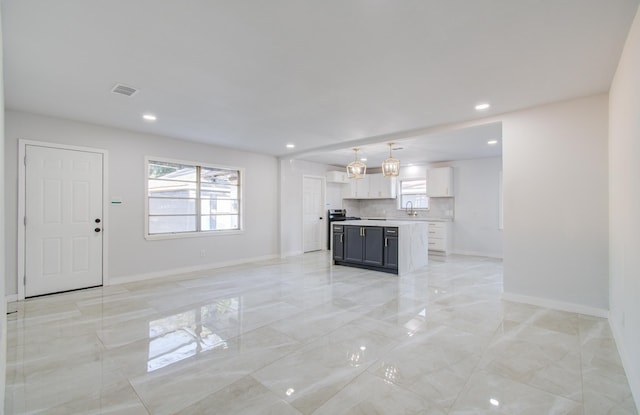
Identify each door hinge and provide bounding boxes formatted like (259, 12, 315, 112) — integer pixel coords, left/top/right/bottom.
(24, 216, 27, 226)
(24, 155, 27, 166)
(24, 275, 26, 286)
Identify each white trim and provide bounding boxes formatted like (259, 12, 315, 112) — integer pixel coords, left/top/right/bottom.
(281, 250, 304, 258)
(609, 319, 640, 412)
(144, 156, 245, 239)
(451, 249, 503, 259)
(502, 292, 609, 318)
(5, 294, 18, 304)
(107, 254, 278, 285)
(498, 170, 504, 230)
(17, 139, 109, 300)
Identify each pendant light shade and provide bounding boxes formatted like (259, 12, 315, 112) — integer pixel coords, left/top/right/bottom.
(346, 148, 367, 179)
(381, 143, 400, 177)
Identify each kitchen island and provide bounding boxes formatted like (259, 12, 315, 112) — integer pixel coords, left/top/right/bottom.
(332, 220, 428, 275)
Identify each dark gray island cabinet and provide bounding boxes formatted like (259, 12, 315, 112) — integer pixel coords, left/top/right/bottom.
(332, 220, 427, 276)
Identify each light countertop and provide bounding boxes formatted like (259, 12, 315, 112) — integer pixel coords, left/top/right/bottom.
(361, 217, 453, 222)
(340, 219, 430, 227)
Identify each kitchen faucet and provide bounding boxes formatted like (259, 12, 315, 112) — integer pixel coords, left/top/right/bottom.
(405, 201, 418, 216)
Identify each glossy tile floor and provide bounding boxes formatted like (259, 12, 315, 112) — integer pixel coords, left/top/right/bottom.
(5, 252, 638, 414)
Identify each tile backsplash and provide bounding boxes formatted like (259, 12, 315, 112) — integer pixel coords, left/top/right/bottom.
(343, 197, 454, 220)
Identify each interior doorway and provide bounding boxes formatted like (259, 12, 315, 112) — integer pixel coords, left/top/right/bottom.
(302, 176, 325, 252)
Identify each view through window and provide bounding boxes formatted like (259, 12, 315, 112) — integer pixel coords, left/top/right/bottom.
(147, 159, 241, 235)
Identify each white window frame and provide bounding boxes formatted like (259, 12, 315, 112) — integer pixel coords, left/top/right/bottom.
(145, 156, 244, 240)
(397, 178, 430, 211)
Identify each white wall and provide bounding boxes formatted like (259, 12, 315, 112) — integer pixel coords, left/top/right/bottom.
(445, 157, 503, 258)
(5, 111, 279, 294)
(502, 94, 609, 314)
(279, 158, 339, 256)
(0, 6, 7, 407)
(609, 5, 640, 408)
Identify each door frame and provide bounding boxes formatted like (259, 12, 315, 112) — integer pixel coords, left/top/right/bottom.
(17, 139, 110, 300)
(301, 175, 326, 252)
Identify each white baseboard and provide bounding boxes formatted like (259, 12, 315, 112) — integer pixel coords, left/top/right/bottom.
(108, 254, 279, 286)
(280, 250, 303, 258)
(451, 249, 503, 259)
(5, 294, 18, 304)
(609, 319, 640, 411)
(502, 292, 609, 318)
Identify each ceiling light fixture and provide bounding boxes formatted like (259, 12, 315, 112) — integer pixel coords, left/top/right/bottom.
(487, 140, 498, 145)
(142, 114, 157, 121)
(286, 143, 295, 149)
(346, 148, 366, 179)
(475, 103, 490, 111)
(382, 142, 400, 177)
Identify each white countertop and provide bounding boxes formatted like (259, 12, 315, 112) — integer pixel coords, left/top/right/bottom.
(360, 217, 453, 222)
(340, 219, 429, 227)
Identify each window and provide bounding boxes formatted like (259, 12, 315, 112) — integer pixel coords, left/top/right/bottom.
(146, 158, 241, 236)
(399, 179, 429, 209)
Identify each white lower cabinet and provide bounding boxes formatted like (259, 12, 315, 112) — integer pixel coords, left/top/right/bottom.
(427, 221, 452, 255)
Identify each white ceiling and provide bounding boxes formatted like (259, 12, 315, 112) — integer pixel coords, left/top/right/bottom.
(3, 1, 639, 160)
(298, 122, 503, 167)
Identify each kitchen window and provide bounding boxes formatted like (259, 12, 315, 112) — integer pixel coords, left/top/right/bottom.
(399, 179, 429, 210)
(146, 158, 242, 238)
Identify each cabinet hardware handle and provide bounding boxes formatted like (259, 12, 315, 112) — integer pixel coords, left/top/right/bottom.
(385, 237, 388, 247)
(341, 234, 343, 243)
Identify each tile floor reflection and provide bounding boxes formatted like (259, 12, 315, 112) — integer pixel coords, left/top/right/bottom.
(5, 253, 638, 414)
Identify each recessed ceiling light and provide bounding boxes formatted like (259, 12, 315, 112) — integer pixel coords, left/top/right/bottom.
(286, 143, 295, 149)
(475, 103, 491, 111)
(142, 114, 157, 121)
(360, 158, 367, 162)
(487, 140, 498, 145)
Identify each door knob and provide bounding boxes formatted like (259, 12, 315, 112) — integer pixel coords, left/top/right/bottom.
(94, 228, 101, 233)
(95, 218, 101, 223)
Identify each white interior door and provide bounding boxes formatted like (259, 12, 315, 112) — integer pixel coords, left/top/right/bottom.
(303, 176, 324, 252)
(25, 145, 104, 297)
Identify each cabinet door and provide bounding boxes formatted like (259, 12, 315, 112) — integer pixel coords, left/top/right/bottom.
(427, 167, 453, 197)
(342, 177, 370, 199)
(368, 174, 382, 198)
(379, 175, 397, 199)
(333, 232, 344, 260)
(363, 227, 384, 266)
(355, 177, 370, 198)
(384, 236, 398, 269)
(344, 226, 364, 263)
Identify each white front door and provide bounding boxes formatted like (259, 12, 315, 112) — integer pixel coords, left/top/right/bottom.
(303, 176, 324, 252)
(25, 145, 104, 297)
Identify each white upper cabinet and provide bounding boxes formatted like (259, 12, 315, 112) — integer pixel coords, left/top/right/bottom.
(342, 173, 396, 199)
(427, 167, 454, 197)
(326, 171, 349, 183)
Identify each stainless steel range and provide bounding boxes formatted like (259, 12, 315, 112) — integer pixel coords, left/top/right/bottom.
(327, 209, 361, 249)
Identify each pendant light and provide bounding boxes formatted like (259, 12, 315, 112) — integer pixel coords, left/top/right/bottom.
(346, 148, 366, 179)
(381, 142, 400, 177)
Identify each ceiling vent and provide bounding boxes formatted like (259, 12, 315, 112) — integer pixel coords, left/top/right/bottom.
(111, 83, 138, 97)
